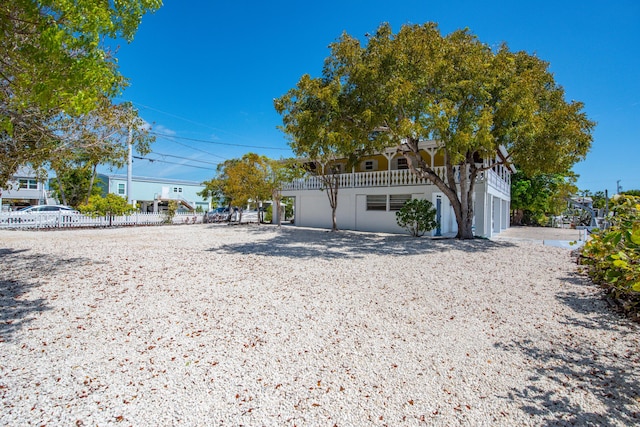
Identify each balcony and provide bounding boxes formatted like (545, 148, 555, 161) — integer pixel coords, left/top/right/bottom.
(281, 167, 511, 197)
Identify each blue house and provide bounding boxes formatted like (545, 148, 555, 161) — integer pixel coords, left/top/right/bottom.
(97, 174, 211, 213)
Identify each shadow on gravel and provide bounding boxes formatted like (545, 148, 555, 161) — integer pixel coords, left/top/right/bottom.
(496, 272, 640, 426)
(0, 248, 89, 342)
(208, 226, 516, 259)
(556, 272, 631, 333)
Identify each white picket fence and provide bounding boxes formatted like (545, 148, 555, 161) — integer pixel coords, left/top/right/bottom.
(0, 212, 206, 230)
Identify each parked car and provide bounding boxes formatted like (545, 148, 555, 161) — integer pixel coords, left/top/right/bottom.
(7, 205, 80, 225)
(202, 207, 231, 223)
(17, 205, 78, 214)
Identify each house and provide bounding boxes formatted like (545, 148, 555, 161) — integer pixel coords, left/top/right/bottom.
(96, 174, 211, 213)
(279, 140, 514, 237)
(0, 167, 55, 211)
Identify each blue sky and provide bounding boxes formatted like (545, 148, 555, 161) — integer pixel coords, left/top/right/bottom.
(106, 0, 639, 195)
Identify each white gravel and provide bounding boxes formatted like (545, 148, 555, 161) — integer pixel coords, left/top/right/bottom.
(0, 224, 638, 426)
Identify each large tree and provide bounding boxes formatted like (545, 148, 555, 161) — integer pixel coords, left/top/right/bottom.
(279, 23, 594, 238)
(511, 171, 577, 226)
(0, 0, 161, 186)
(274, 75, 373, 231)
(202, 153, 271, 223)
(48, 99, 153, 206)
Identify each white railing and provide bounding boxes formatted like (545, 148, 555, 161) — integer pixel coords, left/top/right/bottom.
(0, 212, 205, 230)
(281, 166, 510, 193)
(282, 168, 442, 191)
(485, 168, 511, 197)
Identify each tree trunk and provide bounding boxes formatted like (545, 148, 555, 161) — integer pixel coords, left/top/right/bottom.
(401, 140, 477, 240)
(512, 209, 524, 225)
(328, 177, 339, 231)
(56, 174, 68, 206)
(455, 164, 476, 240)
(272, 189, 282, 227)
(85, 163, 98, 205)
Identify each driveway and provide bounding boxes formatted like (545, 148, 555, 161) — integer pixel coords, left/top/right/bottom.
(493, 226, 589, 248)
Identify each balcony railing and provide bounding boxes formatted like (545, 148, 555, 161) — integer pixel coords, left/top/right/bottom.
(281, 167, 511, 197)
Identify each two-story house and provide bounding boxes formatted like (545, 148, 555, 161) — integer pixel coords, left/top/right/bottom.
(96, 174, 211, 213)
(279, 140, 514, 237)
(0, 167, 54, 211)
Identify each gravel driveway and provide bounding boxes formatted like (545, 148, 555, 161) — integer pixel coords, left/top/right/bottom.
(1, 225, 638, 426)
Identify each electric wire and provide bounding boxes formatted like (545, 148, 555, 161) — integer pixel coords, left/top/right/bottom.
(133, 156, 215, 171)
(150, 131, 290, 151)
(149, 151, 219, 166)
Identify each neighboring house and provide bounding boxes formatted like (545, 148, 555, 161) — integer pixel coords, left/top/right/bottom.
(279, 140, 515, 238)
(0, 167, 55, 211)
(96, 174, 211, 213)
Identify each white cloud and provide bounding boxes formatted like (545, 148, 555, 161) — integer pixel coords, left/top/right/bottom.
(153, 124, 177, 136)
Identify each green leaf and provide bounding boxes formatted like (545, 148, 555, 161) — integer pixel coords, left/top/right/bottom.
(631, 222, 640, 245)
(613, 259, 628, 268)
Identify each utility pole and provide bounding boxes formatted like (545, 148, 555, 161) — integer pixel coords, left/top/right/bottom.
(127, 126, 133, 206)
(616, 180, 622, 194)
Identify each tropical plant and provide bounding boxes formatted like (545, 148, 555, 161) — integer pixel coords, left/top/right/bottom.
(78, 194, 135, 217)
(49, 170, 104, 208)
(395, 198, 438, 237)
(580, 195, 640, 320)
(275, 76, 373, 231)
(511, 172, 577, 226)
(164, 200, 178, 224)
(0, 0, 161, 187)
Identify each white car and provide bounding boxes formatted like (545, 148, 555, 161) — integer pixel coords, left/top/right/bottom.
(7, 205, 80, 225)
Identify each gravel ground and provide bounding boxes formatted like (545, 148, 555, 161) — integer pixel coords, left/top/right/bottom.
(0, 224, 638, 426)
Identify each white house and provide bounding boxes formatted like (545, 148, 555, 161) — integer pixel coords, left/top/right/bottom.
(279, 141, 514, 238)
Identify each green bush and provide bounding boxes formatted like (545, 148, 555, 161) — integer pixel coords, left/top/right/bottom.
(580, 195, 640, 320)
(78, 194, 135, 217)
(164, 200, 178, 224)
(264, 205, 273, 223)
(395, 198, 438, 237)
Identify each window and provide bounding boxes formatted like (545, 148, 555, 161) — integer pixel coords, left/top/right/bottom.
(390, 194, 411, 211)
(18, 179, 38, 190)
(397, 158, 409, 170)
(173, 187, 183, 193)
(366, 195, 387, 211)
(117, 183, 126, 195)
(363, 160, 377, 171)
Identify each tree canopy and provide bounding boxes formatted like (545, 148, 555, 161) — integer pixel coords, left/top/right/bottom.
(0, 0, 161, 186)
(511, 171, 577, 226)
(276, 22, 594, 238)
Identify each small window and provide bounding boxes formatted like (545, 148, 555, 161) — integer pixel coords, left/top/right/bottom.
(117, 183, 126, 195)
(361, 160, 378, 171)
(18, 179, 38, 190)
(173, 187, 183, 193)
(366, 195, 387, 211)
(390, 194, 411, 211)
(397, 158, 409, 170)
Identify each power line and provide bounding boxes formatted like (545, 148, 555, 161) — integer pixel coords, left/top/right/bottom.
(152, 134, 228, 160)
(133, 156, 216, 171)
(150, 131, 290, 151)
(150, 151, 220, 166)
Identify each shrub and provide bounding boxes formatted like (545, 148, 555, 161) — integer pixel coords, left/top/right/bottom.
(164, 200, 179, 224)
(579, 195, 640, 320)
(264, 205, 273, 223)
(78, 194, 135, 217)
(395, 198, 438, 237)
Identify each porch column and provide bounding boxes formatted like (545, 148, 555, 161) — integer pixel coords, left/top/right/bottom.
(383, 152, 393, 186)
